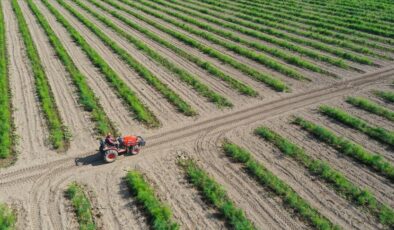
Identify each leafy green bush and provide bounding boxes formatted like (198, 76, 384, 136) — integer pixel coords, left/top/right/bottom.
(0, 1, 12, 159)
(110, 0, 288, 92)
(72, 0, 231, 108)
(223, 142, 338, 229)
(320, 105, 394, 147)
(41, 0, 159, 127)
(293, 117, 394, 181)
(66, 183, 96, 230)
(179, 160, 255, 230)
(12, 0, 68, 150)
(255, 127, 394, 227)
(374, 91, 394, 103)
(126, 171, 179, 230)
(26, 0, 116, 135)
(346, 97, 394, 122)
(55, 0, 196, 116)
(0, 203, 15, 230)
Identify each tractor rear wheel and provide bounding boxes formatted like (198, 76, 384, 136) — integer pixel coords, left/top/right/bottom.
(104, 150, 118, 163)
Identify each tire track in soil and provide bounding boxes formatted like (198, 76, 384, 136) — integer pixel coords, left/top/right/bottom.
(3, 0, 53, 164)
(28, 161, 76, 230)
(138, 151, 225, 229)
(193, 131, 308, 229)
(46, 0, 192, 126)
(227, 126, 380, 229)
(12, 199, 30, 230)
(18, 0, 96, 154)
(33, 0, 143, 136)
(28, 162, 104, 230)
(102, 164, 149, 230)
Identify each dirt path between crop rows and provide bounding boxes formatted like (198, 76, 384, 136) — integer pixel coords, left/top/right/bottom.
(19, 0, 97, 154)
(3, 0, 54, 166)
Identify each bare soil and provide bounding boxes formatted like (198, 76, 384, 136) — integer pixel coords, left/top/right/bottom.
(0, 0, 393, 229)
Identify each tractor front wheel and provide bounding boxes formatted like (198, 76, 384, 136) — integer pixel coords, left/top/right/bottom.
(104, 150, 118, 163)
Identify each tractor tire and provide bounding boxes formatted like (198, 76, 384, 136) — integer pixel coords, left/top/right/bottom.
(104, 150, 118, 163)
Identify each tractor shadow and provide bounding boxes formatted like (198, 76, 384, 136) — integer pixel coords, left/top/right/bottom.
(74, 151, 106, 166)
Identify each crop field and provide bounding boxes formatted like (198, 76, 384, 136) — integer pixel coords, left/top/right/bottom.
(0, 0, 393, 229)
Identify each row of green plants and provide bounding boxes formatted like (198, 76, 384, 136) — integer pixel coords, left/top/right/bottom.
(126, 171, 179, 230)
(308, 2, 394, 24)
(41, 0, 159, 127)
(243, 0, 394, 36)
(72, 0, 232, 108)
(189, 0, 391, 53)
(0, 203, 15, 229)
(374, 91, 394, 103)
(303, 0, 393, 19)
(66, 182, 96, 230)
(319, 105, 394, 147)
(254, 126, 394, 227)
(213, 0, 394, 45)
(86, 0, 257, 97)
(294, 1, 394, 29)
(208, 0, 394, 60)
(26, 0, 117, 136)
(275, 0, 394, 29)
(149, 0, 345, 70)
(130, 0, 307, 81)
(293, 117, 394, 181)
(222, 142, 338, 229)
(220, 0, 389, 57)
(229, 0, 394, 40)
(144, 0, 330, 76)
(108, 0, 288, 92)
(56, 0, 196, 116)
(0, 1, 12, 159)
(195, 0, 390, 46)
(330, 2, 394, 23)
(179, 159, 255, 230)
(12, 0, 69, 150)
(346, 97, 394, 122)
(163, 0, 385, 62)
(177, 0, 375, 64)
(238, 0, 394, 38)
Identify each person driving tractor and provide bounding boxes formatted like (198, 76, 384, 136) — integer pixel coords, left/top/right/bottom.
(105, 133, 118, 146)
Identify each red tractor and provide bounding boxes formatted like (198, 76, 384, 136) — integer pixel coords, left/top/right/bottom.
(99, 135, 146, 163)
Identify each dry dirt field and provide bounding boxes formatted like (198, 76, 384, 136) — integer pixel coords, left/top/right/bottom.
(1, 0, 394, 229)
